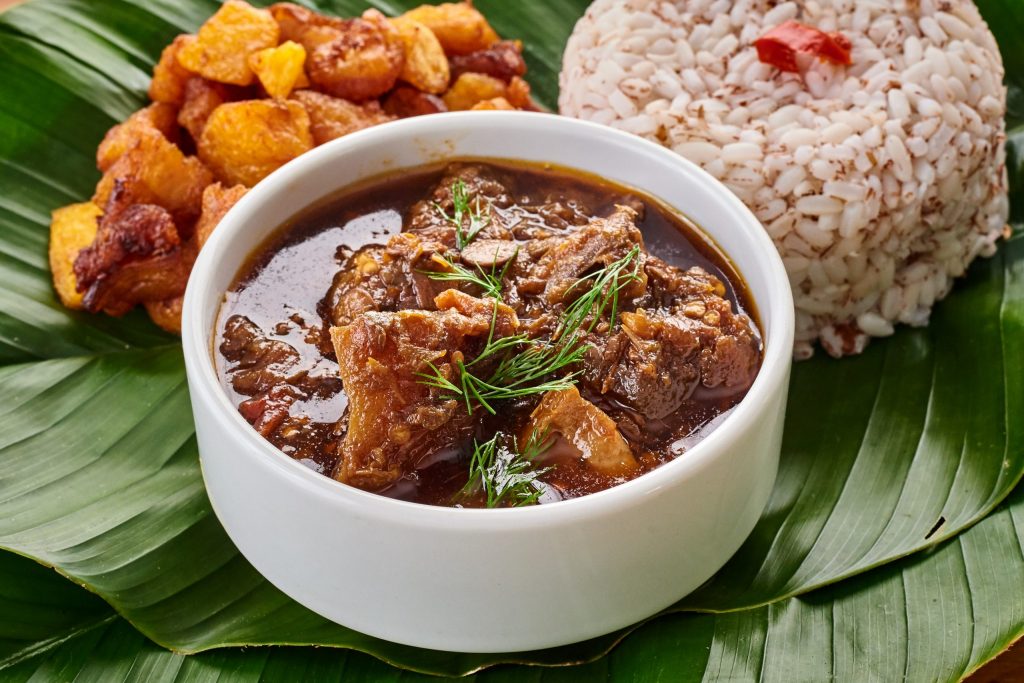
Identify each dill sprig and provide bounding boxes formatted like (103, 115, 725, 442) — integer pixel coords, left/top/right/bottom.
(456, 430, 553, 507)
(434, 179, 491, 249)
(419, 249, 516, 301)
(558, 245, 642, 338)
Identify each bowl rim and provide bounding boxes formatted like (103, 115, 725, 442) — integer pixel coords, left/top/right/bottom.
(182, 110, 794, 527)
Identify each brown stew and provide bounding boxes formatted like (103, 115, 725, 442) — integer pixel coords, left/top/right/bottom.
(216, 160, 762, 507)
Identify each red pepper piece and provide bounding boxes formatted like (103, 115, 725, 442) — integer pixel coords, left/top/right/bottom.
(754, 20, 852, 73)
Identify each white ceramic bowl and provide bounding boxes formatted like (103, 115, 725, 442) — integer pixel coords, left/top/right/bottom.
(182, 111, 794, 653)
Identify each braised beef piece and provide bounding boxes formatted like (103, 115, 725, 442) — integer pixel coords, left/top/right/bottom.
(218, 160, 762, 506)
(329, 289, 519, 490)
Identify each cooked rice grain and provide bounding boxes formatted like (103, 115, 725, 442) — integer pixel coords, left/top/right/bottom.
(559, 0, 1009, 358)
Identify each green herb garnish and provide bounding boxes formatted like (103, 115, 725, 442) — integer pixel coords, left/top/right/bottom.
(419, 249, 516, 301)
(456, 430, 553, 507)
(434, 180, 491, 249)
(558, 245, 642, 338)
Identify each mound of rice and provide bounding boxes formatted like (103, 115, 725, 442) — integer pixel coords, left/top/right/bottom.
(560, 0, 1009, 358)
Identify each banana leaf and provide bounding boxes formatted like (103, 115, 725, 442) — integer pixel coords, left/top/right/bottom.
(0, 0, 1022, 678)
(4, 480, 1024, 681)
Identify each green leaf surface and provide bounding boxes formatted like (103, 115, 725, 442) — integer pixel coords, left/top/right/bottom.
(5, 484, 1024, 682)
(0, 0, 1023, 678)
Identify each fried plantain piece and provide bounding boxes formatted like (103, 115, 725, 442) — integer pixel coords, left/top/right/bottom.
(306, 10, 405, 102)
(198, 99, 313, 187)
(441, 72, 506, 111)
(249, 40, 308, 99)
(93, 127, 213, 225)
(398, 2, 499, 56)
(449, 40, 525, 83)
(382, 85, 447, 118)
(75, 182, 194, 316)
(506, 75, 535, 110)
(49, 202, 102, 309)
(270, 2, 345, 46)
(145, 296, 184, 334)
(149, 35, 193, 104)
(196, 182, 248, 247)
(177, 0, 280, 86)
(96, 103, 179, 172)
(291, 89, 393, 145)
(390, 17, 450, 94)
(468, 96, 516, 111)
(177, 77, 231, 142)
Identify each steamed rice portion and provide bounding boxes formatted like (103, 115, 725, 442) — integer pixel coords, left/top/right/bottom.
(560, 0, 1009, 358)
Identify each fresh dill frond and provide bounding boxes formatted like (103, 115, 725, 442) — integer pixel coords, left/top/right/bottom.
(559, 245, 642, 338)
(433, 179, 492, 249)
(418, 249, 516, 301)
(456, 431, 553, 508)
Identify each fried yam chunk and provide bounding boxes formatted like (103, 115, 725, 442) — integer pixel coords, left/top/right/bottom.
(49, 202, 102, 309)
(390, 17, 449, 94)
(290, 89, 393, 145)
(526, 387, 638, 477)
(506, 75, 534, 109)
(382, 85, 447, 117)
(198, 99, 313, 187)
(177, 0, 280, 86)
(449, 40, 525, 82)
(93, 128, 213, 224)
(330, 289, 518, 490)
(306, 10, 405, 102)
(249, 40, 308, 99)
(96, 103, 179, 172)
(442, 72, 506, 111)
(196, 182, 248, 247)
(399, 2, 499, 56)
(74, 184, 193, 315)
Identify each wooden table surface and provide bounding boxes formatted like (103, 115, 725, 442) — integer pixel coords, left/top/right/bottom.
(0, 0, 1018, 678)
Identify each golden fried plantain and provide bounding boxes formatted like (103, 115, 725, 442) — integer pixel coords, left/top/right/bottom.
(399, 2, 499, 56)
(390, 17, 449, 94)
(506, 75, 534, 109)
(178, 77, 231, 142)
(96, 103, 179, 172)
(248, 41, 307, 99)
(196, 182, 248, 247)
(149, 35, 193, 104)
(177, 0, 280, 86)
(145, 296, 184, 334)
(441, 72, 506, 111)
(306, 10, 405, 102)
(291, 89, 393, 145)
(470, 96, 514, 110)
(382, 85, 447, 117)
(94, 129, 213, 223)
(49, 202, 102, 309)
(198, 99, 313, 187)
(270, 2, 344, 47)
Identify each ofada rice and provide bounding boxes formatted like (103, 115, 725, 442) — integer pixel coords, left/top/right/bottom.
(559, 0, 1009, 358)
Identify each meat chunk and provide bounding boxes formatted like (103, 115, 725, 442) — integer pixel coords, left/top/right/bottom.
(219, 314, 302, 396)
(581, 267, 760, 419)
(525, 387, 637, 477)
(530, 205, 648, 305)
(325, 232, 451, 327)
(330, 290, 518, 490)
(406, 163, 514, 245)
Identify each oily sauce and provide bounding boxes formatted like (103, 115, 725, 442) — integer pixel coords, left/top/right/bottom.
(216, 159, 761, 506)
